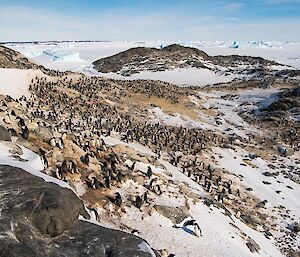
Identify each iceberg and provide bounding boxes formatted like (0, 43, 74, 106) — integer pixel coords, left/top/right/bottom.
(249, 41, 272, 48)
(21, 49, 82, 62)
(231, 41, 239, 48)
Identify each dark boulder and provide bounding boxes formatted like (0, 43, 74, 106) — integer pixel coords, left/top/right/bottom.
(0, 165, 157, 257)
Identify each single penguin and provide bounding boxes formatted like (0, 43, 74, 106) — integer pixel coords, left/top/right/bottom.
(91, 177, 100, 189)
(193, 223, 202, 238)
(135, 195, 143, 209)
(114, 192, 122, 207)
(21, 126, 29, 140)
(147, 166, 153, 179)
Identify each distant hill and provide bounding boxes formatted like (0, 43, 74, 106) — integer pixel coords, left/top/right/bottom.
(0, 44, 40, 69)
(92, 44, 282, 76)
(0, 44, 73, 76)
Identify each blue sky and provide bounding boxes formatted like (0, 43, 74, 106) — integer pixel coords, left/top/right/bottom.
(0, 0, 300, 41)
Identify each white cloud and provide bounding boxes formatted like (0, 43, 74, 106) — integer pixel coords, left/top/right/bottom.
(0, 5, 299, 42)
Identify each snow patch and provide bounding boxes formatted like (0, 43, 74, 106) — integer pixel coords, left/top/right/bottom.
(0, 68, 39, 98)
(98, 68, 233, 87)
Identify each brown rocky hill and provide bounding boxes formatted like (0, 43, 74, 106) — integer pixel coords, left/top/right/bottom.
(260, 86, 300, 122)
(92, 44, 281, 75)
(0, 44, 72, 76)
(0, 44, 41, 69)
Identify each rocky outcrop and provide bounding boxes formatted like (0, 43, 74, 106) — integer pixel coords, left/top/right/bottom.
(0, 45, 39, 69)
(92, 44, 284, 79)
(260, 86, 300, 121)
(0, 125, 11, 141)
(0, 165, 158, 257)
(0, 45, 73, 76)
(92, 44, 209, 74)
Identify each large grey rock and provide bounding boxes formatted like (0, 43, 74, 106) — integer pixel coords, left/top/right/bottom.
(0, 165, 158, 257)
(34, 126, 53, 142)
(0, 125, 11, 141)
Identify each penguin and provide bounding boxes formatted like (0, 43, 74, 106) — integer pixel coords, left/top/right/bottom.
(21, 126, 29, 140)
(116, 171, 123, 183)
(55, 167, 62, 179)
(88, 207, 100, 222)
(130, 161, 136, 171)
(81, 153, 90, 166)
(39, 148, 48, 168)
(147, 166, 153, 179)
(61, 160, 69, 174)
(69, 160, 78, 174)
(182, 219, 197, 227)
(104, 175, 110, 189)
(217, 193, 224, 203)
(236, 188, 240, 197)
(206, 182, 212, 192)
(131, 229, 140, 236)
(3, 114, 11, 124)
(91, 177, 100, 189)
(193, 223, 202, 238)
(114, 192, 122, 207)
(228, 187, 232, 195)
(143, 191, 149, 204)
(174, 219, 202, 237)
(135, 195, 143, 209)
(173, 218, 193, 229)
(217, 176, 222, 185)
(153, 184, 162, 195)
(61, 131, 67, 141)
(8, 128, 17, 137)
(16, 116, 26, 127)
(50, 137, 56, 147)
(56, 137, 64, 149)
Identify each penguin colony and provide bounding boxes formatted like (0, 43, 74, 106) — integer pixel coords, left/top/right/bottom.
(0, 74, 299, 256)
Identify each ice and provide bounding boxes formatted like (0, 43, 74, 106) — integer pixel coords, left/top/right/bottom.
(26, 49, 83, 62)
(231, 41, 239, 49)
(98, 68, 233, 87)
(23, 50, 44, 58)
(42, 50, 82, 62)
(6, 40, 300, 74)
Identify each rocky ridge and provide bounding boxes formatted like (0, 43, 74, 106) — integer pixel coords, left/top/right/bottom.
(92, 44, 291, 83)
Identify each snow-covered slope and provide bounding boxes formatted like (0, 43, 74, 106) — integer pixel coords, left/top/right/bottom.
(0, 68, 50, 98)
(91, 135, 286, 257)
(0, 41, 299, 257)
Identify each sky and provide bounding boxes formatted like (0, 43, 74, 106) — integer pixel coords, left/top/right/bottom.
(0, 0, 300, 42)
